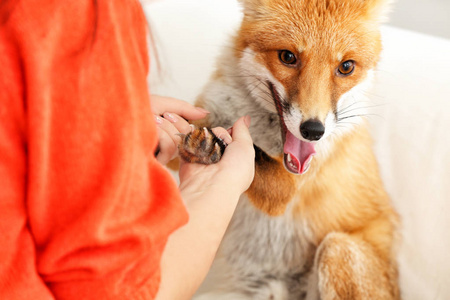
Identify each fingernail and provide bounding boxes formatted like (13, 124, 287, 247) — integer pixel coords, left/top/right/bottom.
(243, 115, 251, 128)
(219, 132, 232, 144)
(163, 112, 177, 123)
(195, 107, 210, 114)
(155, 115, 163, 125)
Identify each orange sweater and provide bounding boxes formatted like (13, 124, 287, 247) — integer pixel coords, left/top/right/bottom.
(0, 0, 188, 299)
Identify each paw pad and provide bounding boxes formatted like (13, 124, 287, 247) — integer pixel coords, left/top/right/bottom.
(178, 127, 227, 164)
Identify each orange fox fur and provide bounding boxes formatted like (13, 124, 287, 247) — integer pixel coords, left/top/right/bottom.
(191, 0, 400, 299)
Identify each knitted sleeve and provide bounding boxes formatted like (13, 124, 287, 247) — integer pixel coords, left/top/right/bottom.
(0, 1, 188, 299)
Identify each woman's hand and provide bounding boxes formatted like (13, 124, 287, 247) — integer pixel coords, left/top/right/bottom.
(151, 95, 209, 165)
(156, 116, 255, 300)
(179, 116, 255, 203)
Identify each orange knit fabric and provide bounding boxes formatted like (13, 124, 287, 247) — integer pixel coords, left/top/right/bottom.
(0, 0, 188, 299)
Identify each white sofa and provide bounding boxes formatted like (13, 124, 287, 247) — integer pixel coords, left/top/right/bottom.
(144, 1, 450, 299)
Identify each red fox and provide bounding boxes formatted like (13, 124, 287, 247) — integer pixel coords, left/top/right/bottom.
(179, 0, 400, 298)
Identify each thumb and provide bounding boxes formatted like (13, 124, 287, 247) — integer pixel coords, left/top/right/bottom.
(230, 116, 252, 145)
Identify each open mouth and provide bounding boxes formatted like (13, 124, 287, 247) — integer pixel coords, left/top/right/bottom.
(268, 82, 316, 175)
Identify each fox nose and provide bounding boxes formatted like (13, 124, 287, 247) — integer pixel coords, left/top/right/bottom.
(300, 120, 325, 141)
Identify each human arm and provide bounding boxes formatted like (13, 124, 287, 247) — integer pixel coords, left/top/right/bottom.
(0, 11, 56, 298)
(0, 1, 190, 299)
(155, 116, 255, 300)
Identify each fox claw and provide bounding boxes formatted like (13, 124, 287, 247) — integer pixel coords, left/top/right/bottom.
(178, 126, 227, 164)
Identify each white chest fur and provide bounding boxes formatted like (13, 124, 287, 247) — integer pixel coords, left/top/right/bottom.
(196, 196, 316, 299)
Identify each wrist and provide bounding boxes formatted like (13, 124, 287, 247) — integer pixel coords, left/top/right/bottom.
(180, 177, 242, 206)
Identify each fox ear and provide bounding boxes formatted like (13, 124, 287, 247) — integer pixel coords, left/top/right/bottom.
(237, 0, 269, 19)
(365, 0, 395, 24)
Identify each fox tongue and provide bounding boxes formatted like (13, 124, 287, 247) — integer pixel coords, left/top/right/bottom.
(283, 131, 316, 174)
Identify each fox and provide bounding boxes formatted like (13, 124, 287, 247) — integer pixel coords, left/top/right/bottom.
(178, 0, 401, 299)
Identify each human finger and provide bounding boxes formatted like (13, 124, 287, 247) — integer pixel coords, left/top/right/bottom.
(162, 112, 192, 135)
(151, 95, 209, 121)
(155, 128, 177, 165)
(155, 115, 182, 165)
(217, 116, 255, 188)
(220, 116, 254, 164)
(228, 116, 252, 145)
(211, 127, 232, 145)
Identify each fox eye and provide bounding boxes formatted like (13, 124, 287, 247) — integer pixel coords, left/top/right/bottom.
(337, 60, 355, 76)
(278, 50, 297, 65)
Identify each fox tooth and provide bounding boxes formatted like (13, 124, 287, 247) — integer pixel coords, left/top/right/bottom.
(303, 156, 313, 173)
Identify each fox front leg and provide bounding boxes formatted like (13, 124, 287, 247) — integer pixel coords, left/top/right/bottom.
(310, 232, 400, 300)
(245, 145, 296, 216)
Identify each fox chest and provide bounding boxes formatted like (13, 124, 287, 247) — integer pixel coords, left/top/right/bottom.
(219, 196, 316, 279)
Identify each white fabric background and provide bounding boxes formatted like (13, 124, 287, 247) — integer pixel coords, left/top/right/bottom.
(371, 27, 450, 300)
(144, 1, 450, 299)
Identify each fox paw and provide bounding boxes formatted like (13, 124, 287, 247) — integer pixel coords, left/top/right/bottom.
(178, 127, 227, 164)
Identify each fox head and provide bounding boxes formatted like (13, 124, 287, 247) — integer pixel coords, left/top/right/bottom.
(235, 0, 392, 174)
